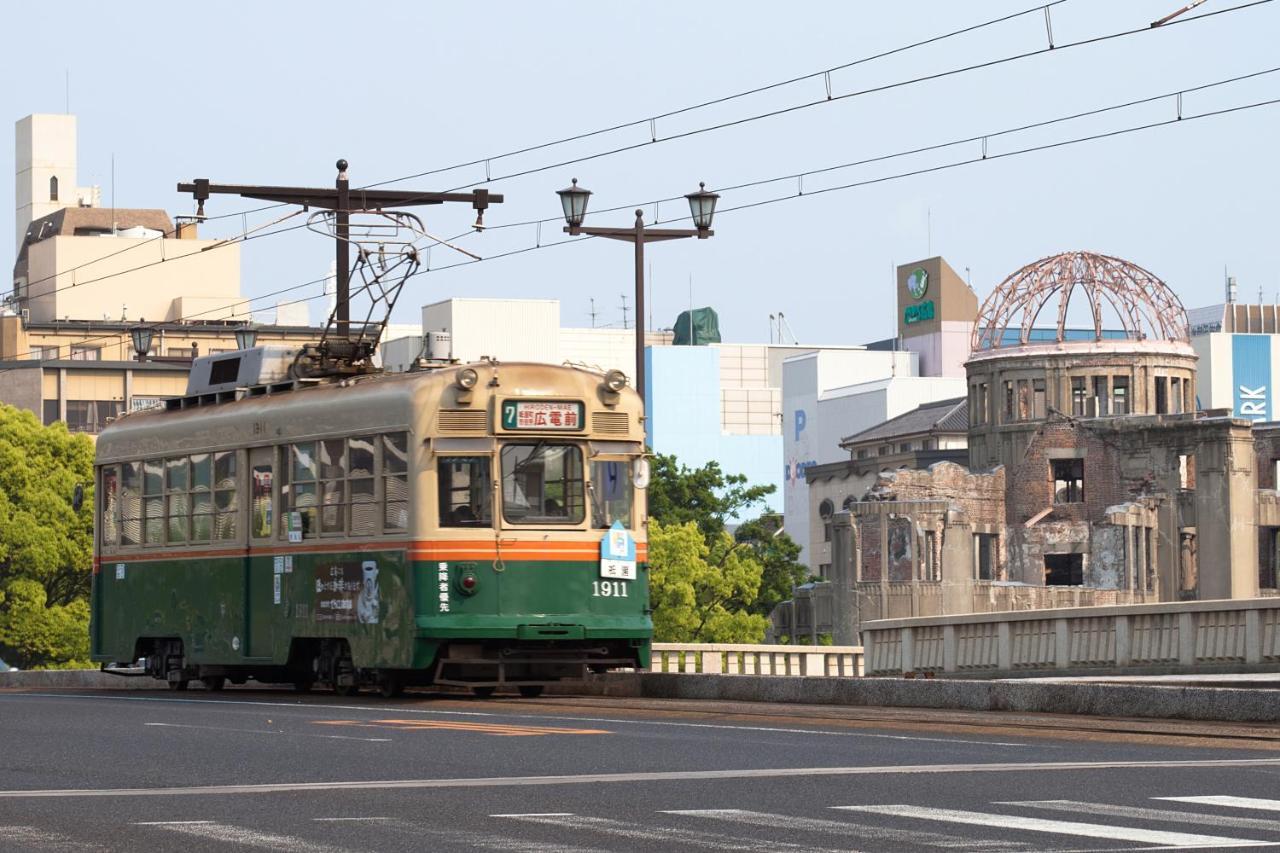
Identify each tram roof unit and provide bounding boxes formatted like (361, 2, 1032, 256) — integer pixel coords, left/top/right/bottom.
(95, 359, 644, 465)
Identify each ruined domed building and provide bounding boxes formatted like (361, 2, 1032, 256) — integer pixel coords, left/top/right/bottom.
(962, 251, 1255, 601)
(771, 250, 1269, 643)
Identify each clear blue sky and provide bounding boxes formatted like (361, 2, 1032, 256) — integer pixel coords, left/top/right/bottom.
(3, 1, 1277, 344)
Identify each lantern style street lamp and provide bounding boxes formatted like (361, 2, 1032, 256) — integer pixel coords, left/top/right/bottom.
(235, 325, 258, 351)
(130, 323, 153, 363)
(555, 179, 718, 407)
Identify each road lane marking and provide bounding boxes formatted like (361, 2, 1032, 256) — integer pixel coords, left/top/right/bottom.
(4, 758, 1280, 798)
(1, 693, 1032, 748)
(1005, 800, 1280, 832)
(313, 718, 609, 737)
(143, 722, 392, 742)
(133, 821, 214, 825)
(144, 822, 353, 852)
(833, 805, 1270, 847)
(0, 825, 102, 850)
(312, 817, 391, 822)
(1158, 796, 1280, 812)
(663, 808, 1027, 849)
(496, 813, 854, 852)
(325, 815, 610, 853)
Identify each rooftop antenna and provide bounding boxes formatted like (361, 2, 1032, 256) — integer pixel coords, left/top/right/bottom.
(927, 208, 932, 257)
(778, 312, 797, 345)
(65, 69, 69, 114)
(769, 313, 776, 344)
(620, 293, 630, 330)
(965, 266, 972, 287)
(110, 153, 116, 236)
(588, 297, 598, 328)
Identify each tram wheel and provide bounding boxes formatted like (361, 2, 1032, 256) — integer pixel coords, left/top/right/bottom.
(168, 679, 189, 692)
(517, 685, 545, 699)
(378, 676, 405, 699)
(202, 676, 226, 692)
(333, 681, 360, 697)
(471, 686, 496, 699)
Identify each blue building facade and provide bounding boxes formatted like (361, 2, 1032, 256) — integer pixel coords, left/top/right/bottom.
(645, 346, 784, 520)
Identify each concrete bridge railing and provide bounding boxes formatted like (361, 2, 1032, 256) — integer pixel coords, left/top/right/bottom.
(862, 597, 1280, 677)
(651, 643, 863, 677)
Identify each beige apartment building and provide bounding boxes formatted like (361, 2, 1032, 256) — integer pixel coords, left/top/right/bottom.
(6, 113, 323, 434)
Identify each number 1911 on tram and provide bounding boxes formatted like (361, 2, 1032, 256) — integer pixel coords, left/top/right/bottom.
(90, 353, 651, 698)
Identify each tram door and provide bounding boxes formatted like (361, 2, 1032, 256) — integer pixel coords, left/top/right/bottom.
(245, 447, 276, 659)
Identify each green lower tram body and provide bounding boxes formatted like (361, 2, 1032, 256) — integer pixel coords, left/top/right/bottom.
(90, 548, 651, 695)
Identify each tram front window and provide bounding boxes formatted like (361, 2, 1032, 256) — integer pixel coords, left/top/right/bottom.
(501, 443, 585, 524)
(590, 460, 633, 528)
(439, 457, 492, 527)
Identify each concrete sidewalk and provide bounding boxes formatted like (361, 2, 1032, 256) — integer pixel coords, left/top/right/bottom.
(4, 668, 1279, 723)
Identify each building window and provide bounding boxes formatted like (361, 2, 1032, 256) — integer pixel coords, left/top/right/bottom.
(31, 345, 59, 361)
(1092, 376, 1109, 416)
(1052, 458, 1084, 504)
(819, 498, 834, 542)
(1003, 380, 1014, 422)
(1155, 376, 1169, 414)
(924, 530, 939, 581)
(64, 400, 121, 433)
(49, 175, 58, 202)
(70, 345, 101, 362)
(978, 382, 989, 425)
(974, 533, 996, 580)
(1071, 377, 1087, 416)
(856, 449, 868, 459)
(42, 400, 58, 426)
(818, 563, 831, 580)
(1032, 378, 1046, 419)
(1045, 553, 1084, 585)
(1112, 376, 1129, 415)
(899, 442, 913, 453)
(1169, 377, 1182, 414)
(1017, 379, 1031, 420)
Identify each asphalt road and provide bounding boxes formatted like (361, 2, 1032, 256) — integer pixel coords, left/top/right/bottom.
(3, 686, 1280, 852)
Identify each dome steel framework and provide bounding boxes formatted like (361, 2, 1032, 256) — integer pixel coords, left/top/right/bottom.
(971, 251, 1190, 352)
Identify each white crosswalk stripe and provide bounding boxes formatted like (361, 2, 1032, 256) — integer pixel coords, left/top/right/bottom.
(141, 821, 353, 852)
(495, 812, 857, 852)
(1007, 799, 1280, 833)
(663, 808, 1032, 849)
(313, 816, 608, 853)
(833, 804, 1271, 848)
(1158, 796, 1280, 813)
(0, 825, 102, 851)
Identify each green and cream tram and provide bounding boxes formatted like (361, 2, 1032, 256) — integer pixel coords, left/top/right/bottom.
(90, 356, 650, 697)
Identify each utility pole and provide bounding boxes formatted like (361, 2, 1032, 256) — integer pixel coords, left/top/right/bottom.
(178, 160, 502, 346)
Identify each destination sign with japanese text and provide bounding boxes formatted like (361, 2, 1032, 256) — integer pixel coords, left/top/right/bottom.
(501, 400, 585, 431)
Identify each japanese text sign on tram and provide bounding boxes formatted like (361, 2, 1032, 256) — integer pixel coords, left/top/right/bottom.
(600, 520, 637, 580)
(501, 400, 584, 431)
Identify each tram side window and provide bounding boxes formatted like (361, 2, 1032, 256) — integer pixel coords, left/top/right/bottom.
(165, 457, 189, 543)
(349, 436, 377, 536)
(251, 459, 273, 539)
(190, 454, 213, 542)
(438, 457, 492, 527)
(287, 442, 319, 539)
(121, 461, 141, 546)
(320, 438, 347, 535)
(501, 443, 585, 524)
(143, 460, 164, 545)
(213, 451, 238, 541)
(99, 466, 119, 548)
(383, 433, 410, 532)
(590, 459, 633, 528)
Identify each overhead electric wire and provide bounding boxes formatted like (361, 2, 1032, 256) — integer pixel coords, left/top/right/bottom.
(11, 0, 1267, 308)
(401, 0, 1273, 198)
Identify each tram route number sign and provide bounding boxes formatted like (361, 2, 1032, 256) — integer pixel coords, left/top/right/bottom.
(501, 400, 584, 431)
(599, 521, 636, 581)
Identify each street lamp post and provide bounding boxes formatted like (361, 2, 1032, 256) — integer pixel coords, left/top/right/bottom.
(130, 323, 154, 363)
(556, 179, 718, 407)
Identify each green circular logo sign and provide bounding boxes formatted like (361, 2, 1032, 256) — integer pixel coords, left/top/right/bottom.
(907, 268, 929, 300)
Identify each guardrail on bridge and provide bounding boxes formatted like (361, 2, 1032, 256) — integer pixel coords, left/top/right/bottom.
(862, 597, 1280, 677)
(651, 643, 863, 677)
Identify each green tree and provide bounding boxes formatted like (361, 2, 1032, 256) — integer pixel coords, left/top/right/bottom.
(733, 517, 810, 617)
(647, 519, 770, 643)
(0, 405, 94, 668)
(646, 453, 774, 540)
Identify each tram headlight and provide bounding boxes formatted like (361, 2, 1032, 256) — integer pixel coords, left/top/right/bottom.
(603, 370, 628, 392)
(632, 457, 651, 490)
(456, 367, 479, 390)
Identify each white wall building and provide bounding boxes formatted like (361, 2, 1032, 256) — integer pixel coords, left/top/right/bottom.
(15, 114, 100, 252)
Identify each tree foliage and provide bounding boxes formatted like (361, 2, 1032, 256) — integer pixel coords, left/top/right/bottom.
(645, 453, 806, 642)
(0, 405, 94, 668)
(647, 520, 769, 643)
